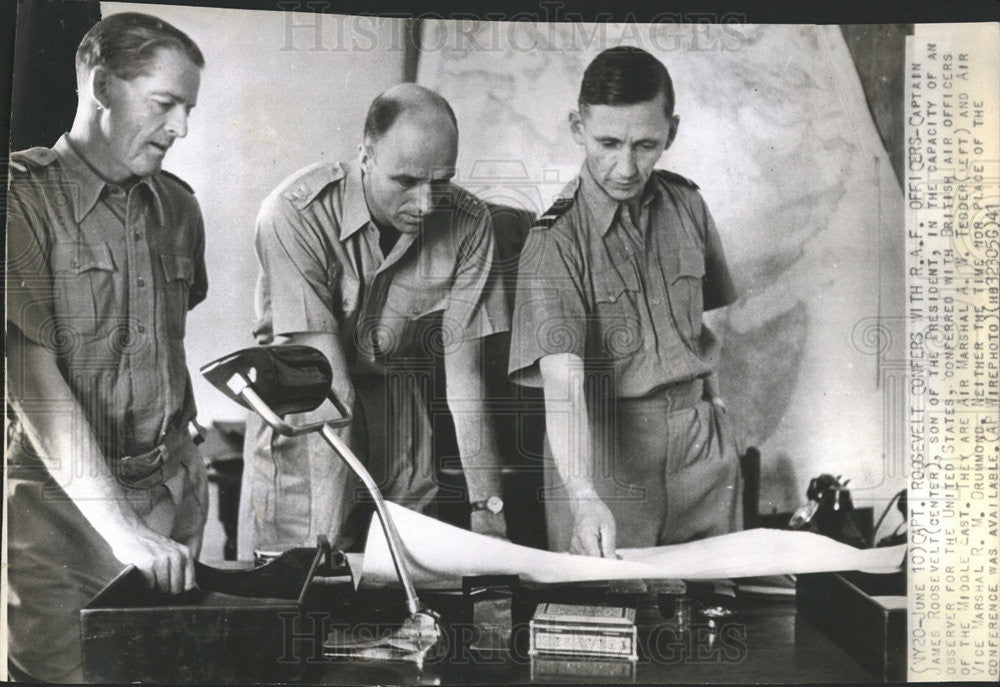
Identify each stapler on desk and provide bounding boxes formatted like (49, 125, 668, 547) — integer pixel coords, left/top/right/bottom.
(201, 344, 442, 666)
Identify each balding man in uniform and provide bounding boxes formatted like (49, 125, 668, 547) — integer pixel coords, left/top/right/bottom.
(6, 13, 208, 681)
(242, 84, 509, 554)
(509, 47, 742, 557)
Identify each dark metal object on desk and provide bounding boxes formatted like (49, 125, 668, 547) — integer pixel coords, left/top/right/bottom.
(194, 537, 348, 597)
(789, 473, 868, 548)
(462, 575, 521, 656)
(201, 344, 442, 665)
(875, 489, 908, 548)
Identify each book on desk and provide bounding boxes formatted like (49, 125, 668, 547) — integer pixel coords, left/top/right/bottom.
(529, 603, 638, 661)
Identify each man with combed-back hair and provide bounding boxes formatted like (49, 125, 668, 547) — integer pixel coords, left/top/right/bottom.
(6, 12, 208, 681)
(241, 83, 509, 557)
(509, 46, 742, 557)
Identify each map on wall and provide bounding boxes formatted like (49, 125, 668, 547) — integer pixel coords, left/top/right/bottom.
(418, 22, 907, 511)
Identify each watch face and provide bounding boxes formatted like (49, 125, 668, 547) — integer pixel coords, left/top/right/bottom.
(487, 495, 504, 513)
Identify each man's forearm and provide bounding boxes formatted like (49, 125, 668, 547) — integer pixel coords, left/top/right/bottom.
(445, 336, 503, 501)
(539, 353, 597, 499)
(8, 334, 146, 538)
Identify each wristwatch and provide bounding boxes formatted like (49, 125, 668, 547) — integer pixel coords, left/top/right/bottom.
(470, 495, 504, 514)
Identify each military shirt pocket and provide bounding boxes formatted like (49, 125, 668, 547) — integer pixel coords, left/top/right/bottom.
(593, 265, 643, 359)
(383, 282, 447, 355)
(668, 249, 706, 343)
(160, 253, 194, 339)
(51, 242, 116, 338)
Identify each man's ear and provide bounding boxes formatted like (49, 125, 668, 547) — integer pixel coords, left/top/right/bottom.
(90, 66, 113, 110)
(358, 142, 373, 172)
(664, 114, 680, 151)
(569, 109, 585, 146)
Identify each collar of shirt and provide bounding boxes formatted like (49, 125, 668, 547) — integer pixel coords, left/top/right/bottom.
(53, 134, 165, 225)
(577, 162, 659, 237)
(338, 159, 419, 273)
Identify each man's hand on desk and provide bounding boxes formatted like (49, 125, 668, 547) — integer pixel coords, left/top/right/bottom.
(569, 496, 617, 558)
(107, 521, 197, 595)
(471, 510, 508, 540)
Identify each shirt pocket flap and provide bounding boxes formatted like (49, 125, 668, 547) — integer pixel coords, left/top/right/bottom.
(595, 263, 640, 303)
(160, 253, 194, 284)
(409, 288, 447, 319)
(52, 242, 115, 274)
(673, 249, 706, 282)
(385, 280, 447, 319)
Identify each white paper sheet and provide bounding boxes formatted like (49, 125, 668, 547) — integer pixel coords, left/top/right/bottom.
(359, 503, 906, 588)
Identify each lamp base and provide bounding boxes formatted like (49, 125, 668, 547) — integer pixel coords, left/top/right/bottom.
(323, 610, 442, 666)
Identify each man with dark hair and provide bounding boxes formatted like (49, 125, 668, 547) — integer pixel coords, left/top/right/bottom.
(509, 46, 741, 557)
(241, 83, 508, 556)
(75, 10, 205, 79)
(6, 12, 208, 681)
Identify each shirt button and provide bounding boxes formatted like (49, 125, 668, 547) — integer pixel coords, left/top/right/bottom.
(137, 277, 146, 287)
(608, 295, 617, 303)
(134, 231, 142, 240)
(137, 325, 146, 334)
(653, 298, 660, 305)
(72, 258, 80, 268)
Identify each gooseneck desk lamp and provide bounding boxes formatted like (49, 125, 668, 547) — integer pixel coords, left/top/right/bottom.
(200, 344, 441, 663)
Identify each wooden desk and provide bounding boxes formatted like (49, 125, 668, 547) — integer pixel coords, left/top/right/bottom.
(82, 560, 883, 684)
(312, 594, 879, 684)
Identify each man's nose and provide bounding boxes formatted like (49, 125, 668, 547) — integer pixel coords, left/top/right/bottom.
(615, 147, 638, 178)
(165, 106, 189, 139)
(414, 182, 434, 216)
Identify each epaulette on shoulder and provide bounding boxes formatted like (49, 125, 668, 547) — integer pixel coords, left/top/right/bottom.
(533, 196, 575, 230)
(655, 169, 700, 190)
(10, 147, 57, 174)
(284, 162, 346, 209)
(448, 184, 484, 216)
(161, 169, 195, 194)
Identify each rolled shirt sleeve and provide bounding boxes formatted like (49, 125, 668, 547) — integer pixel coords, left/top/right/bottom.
(441, 201, 510, 346)
(700, 200, 738, 311)
(508, 224, 588, 388)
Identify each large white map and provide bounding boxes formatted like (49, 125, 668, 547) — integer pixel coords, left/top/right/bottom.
(359, 503, 906, 588)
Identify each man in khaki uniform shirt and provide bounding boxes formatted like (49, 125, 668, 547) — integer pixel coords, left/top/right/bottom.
(242, 84, 509, 554)
(509, 47, 742, 556)
(6, 13, 208, 681)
